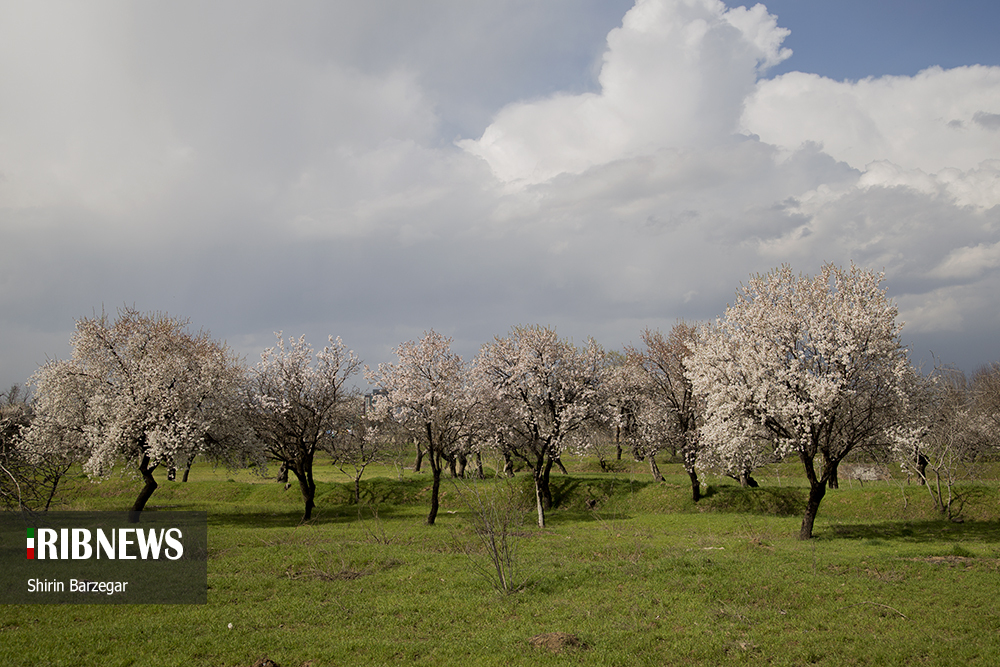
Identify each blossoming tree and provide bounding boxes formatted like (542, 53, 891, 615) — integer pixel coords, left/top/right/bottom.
(687, 264, 911, 539)
(626, 324, 704, 500)
(245, 333, 361, 522)
(365, 330, 473, 525)
(22, 307, 255, 519)
(472, 325, 606, 528)
(2, 385, 73, 511)
(602, 358, 668, 480)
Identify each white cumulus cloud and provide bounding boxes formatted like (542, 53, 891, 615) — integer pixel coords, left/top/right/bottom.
(460, 0, 791, 185)
(742, 65, 1000, 175)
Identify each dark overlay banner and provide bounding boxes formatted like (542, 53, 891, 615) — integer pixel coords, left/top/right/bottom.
(1, 511, 207, 604)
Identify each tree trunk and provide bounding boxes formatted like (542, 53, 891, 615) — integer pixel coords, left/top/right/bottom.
(648, 455, 664, 482)
(427, 450, 442, 525)
(182, 456, 193, 482)
(277, 461, 288, 483)
(533, 466, 546, 528)
(503, 451, 514, 477)
(541, 456, 554, 510)
(688, 467, 701, 502)
(799, 480, 827, 540)
(130, 453, 159, 522)
(43, 467, 67, 511)
(473, 451, 485, 479)
(294, 471, 316, 522)
(827, 461, 840, 489)
(293, 451, 317, 522)
(682, 440, 702, 498)
(413, 437, 424, 473)
(455, 451, 467, 478)
(739, 470, 759, 488)
(554, 456, 568, 475)
(915, 452, 928, 485)
(798, 450, 826, 539)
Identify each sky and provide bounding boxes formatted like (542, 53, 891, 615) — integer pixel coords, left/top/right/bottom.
(2, 0, 999, 393)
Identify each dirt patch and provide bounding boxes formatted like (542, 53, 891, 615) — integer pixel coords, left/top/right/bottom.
(528, 632, 587, 652)
(248, 659, 318, 667)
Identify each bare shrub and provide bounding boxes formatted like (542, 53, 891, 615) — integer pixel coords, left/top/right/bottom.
(454, 477, 530, 594)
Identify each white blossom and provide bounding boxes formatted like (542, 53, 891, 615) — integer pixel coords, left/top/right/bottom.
(365, 330, 472, 525)
(22, 307, 256, 514)
(687, 264, 911, 538)
(470, 325, 606, 527)
(246, 332, 361, 521)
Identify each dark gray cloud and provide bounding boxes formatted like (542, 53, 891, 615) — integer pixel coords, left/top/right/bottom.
(2, 0, 1000, 393)
(973, 111, 1000, 130)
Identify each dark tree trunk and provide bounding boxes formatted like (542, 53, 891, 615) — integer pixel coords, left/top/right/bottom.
(427, 450, 442, 525)
(413, 438, 424, 473)
(473, 451, 485, 479)
(130, 453, 159, 522)
(798, 450, 827, 540)
(293, 450, 317, 522)
(503, 451, 514, 477)
(541, 456, 554, 510)
(455, 451, 467, 478)
(277, 462, 289, 483)
(554, 456, 568, 475)
(44, 467, 67, 511)
(298, 480, 315, 521)
(182, 457, 193, 482)
(738, 470, 759, 488)
(916, 452, 928, 485)
(648, 455, 664, 482)
(688, 468, 701, 502)
(425, 422, 444, 525)
(827, 461, 840, 489)
(800, 480, 827, 540)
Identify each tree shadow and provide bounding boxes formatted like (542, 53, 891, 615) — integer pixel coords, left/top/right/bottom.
(205, 502, 419, 529)
(699, 485, 806, 517)
(821, 519, 1000, 544)
(549, 475, 652, 510)
(542, 509, 606, 525)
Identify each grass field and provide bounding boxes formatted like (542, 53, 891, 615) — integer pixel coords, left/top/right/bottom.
(3, 456, 1000, 666)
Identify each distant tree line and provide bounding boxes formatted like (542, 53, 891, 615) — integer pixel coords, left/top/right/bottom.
(5, 265, 1000, 537)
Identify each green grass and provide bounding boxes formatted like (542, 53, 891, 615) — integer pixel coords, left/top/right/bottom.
(4, 457, 1000, 666)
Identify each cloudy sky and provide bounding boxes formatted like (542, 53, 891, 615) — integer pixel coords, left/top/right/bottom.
(2, 0, 999, 392)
